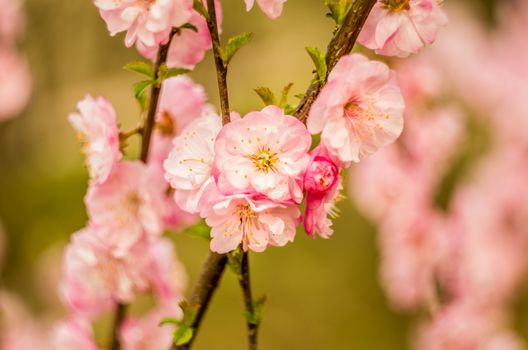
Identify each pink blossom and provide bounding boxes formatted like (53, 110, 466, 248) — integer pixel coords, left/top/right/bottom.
(85, 161, 165, 253)
(137, 1, 222, 69)
(358, 0, 448, 57)
(244, 0, 286, 19)
(51, 316, 99, 350)
(202, 192, 300, 253)
(0, 49, 31, 121)
(307, 54, 404, 165)
(303, 146, 341, 238)
(59, 227, 151, 318)
(69, 95, 122, 184)
(215, 106, 310, 202)
(95, 0, 193, 48)
(0, 0, 24, 43)
(164, 110, 222, 214)
(149, 76, 208, 167)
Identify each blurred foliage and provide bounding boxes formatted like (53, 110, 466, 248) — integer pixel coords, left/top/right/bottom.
(0, 0, 509, 349)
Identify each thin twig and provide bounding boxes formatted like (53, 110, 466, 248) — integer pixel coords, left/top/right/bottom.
(109, 303, 127, 350)
(294, 0, 377, 123)
(173, 252, 228, 350)
(239, 252, 258, 350)
(205, 0, 230, 125)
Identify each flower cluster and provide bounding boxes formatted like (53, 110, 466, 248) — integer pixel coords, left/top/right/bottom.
(351, 3, 528, 348)
(0, 0, 31, 122)
(164, 53, 404, 253)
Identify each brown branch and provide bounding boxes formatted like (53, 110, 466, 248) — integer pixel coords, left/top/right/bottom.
(294, 0, 377, 123)
(109, 303, 127, 350)
(173, 252, 228, 350)
(239, 252, 258, 350)
(205, 0, 230, 125)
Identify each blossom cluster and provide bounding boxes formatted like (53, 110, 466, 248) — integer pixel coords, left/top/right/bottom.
(0, 0, 31, 122)
(351, 3, 528, 348)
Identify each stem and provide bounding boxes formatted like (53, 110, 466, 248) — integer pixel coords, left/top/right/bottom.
(109, 303, 127, 350)
(294, 0, 377, 123)
(205, 0, 230, 125)
(173, 252, 228, 350)
(239, 252, 258, 350)
(140, 29, 178, 162)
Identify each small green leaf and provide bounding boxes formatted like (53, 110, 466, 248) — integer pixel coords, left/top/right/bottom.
(254, 87, 277, 106)
(284, 104, 296, 115)
(124, 61, 154, 78)
(182, 222, 210, 240)
(244, 295, 267, 325)
(325, 0, 352, 26)
(166, 67, 190, 78)
(156, 63, 190, 84)
(279, 83, 294, 108)
(160, 317, 182, 327)
(193, 0, 209, 20)
(224, 32, 253, 64)
(133, 80, 153, 111)
(173, 326, 194, 346)
(227, 247, 244, 275)
(181, 22, 198, 32)
(306, 47, 328, 83)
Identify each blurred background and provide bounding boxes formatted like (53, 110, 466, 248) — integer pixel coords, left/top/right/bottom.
(0, 0, 521, 349)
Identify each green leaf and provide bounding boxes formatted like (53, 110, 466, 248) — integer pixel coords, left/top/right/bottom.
(306, 47, 328, 83)
(160, 317, 182, 327)
(193, 0, 209, 20)
(181, 22, 198, 32)
(279, 83, 294, 108)
(124, 61, 154, 78)
(156, 63, 190, 84)
(133, 80, 153, 110)
(254, 87, 277, 106)
(227, 247, 244, 275)
(173, 326, 194, 346)
(224, 32, 253, 64)
(244, 295, 267, 325)
(182, 222, 210, 240)
(325, 0, 352, 26)
(166, 67, 190, 78)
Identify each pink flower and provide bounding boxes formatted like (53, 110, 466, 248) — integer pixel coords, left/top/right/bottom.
(303, 146, 341, 238)
(69, 95, 121, 184)
(137, 1, 222, 69)
(308, 54, 404, 165)
(0, 0, 24, 44)
(358, 0, 448, 57)
(202, 192, 300, 253)
(244, 0, 286, 19)
(95, 0, 193, 48)
(164, 110, 222, 214)
(149, 76, 207, 167)
(59, 227, 151, 318)
(0, 49, 31, 122)
(85, 161, 165, 254)
(215, 106, 310, 202)
(51, 316, 99, 350)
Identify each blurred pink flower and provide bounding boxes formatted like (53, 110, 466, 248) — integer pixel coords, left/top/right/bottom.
(0, 49, 31, 121)
(215, 106, 310, 202)
(95, 0, 193, 48)
(164, 110, 222, 214)
(51, 316, 99, 350)
(69, 95, 122, 184)
(203, 192, 300, 253)
(85, 161, 166, 254)
(0, 0, 24, 44)
(244, 0, 286, 19)
(358, 0, 448, 57)
(308, 54, 404, 165)
(303, 145, 341, 238)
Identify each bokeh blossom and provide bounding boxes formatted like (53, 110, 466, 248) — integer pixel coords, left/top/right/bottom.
(244, 0, 286, 19)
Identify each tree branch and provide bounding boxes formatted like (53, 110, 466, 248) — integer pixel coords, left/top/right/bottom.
(205, 0, 231, 125)
(294, 0, 377, 123)
(109, 303, 127, 350)
(239, 252, 259, 350)
(173, 252, 228, 350)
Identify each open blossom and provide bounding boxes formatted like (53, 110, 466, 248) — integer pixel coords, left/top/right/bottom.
(0, 50, 31, 122)
(85, 161, 165, 254)
(202, 192, 300, 253)
(51, 316, 99, 350)
(69, 95, 121, 184)
(244, 0, 286, 19)
(215, 106, 310, 202)
(95, 0, 193, 48)
(149, 76, 207, 167)
(164, 111, 222, 214)
(303, 146, 341, 238)
(358, 0, 448, 57)
(137, 1, 221, 69)
(308, 54, 404, 165)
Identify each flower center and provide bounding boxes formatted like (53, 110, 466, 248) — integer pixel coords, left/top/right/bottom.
(236, 204, 256, 223)
(381, 0, 410, 12)
(248, 147, 278, 173)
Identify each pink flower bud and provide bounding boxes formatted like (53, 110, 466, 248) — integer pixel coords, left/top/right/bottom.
(304, 155, 339, 194)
